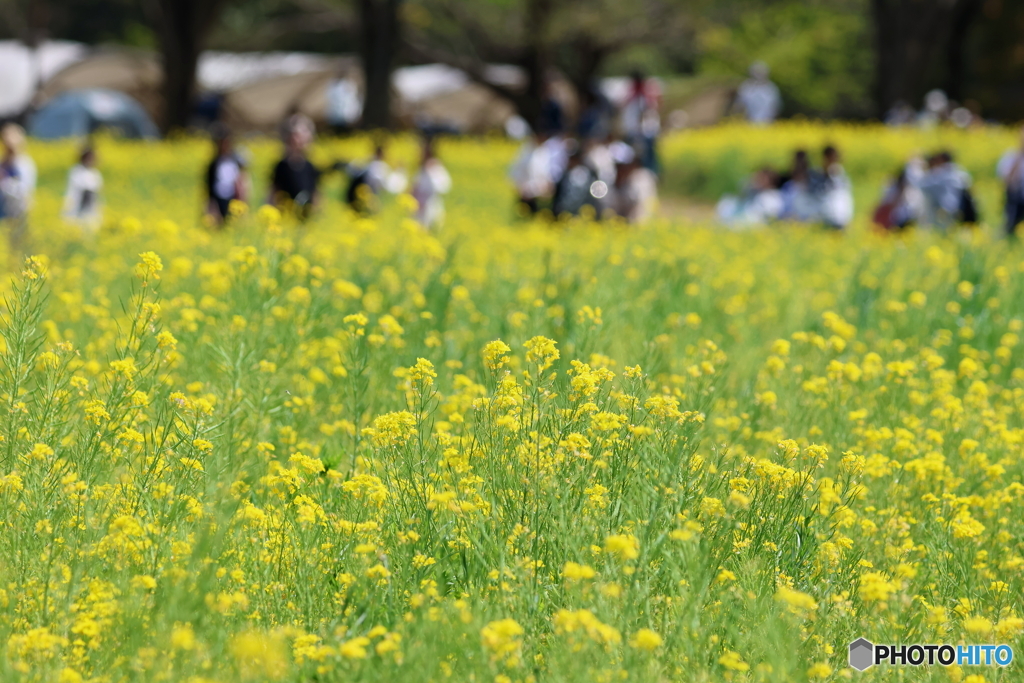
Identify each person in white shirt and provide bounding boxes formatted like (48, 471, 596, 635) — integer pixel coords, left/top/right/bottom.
(997, 127, 1024, 237)
(326, 77, 363, 134)
(63, 146, 103, 233)
(736, 61, 781, 125)
(411, 140, 451, 229)
(817, 145, 854, 229)
(509, 132, 558, 215)
(344, 144, 407, 214)
(583, 137, 617, 187)
(0, 124, 35, 211)
(205, 127, 249, 226)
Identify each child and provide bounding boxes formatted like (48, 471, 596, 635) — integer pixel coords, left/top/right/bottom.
(63, 146, 104, 232)
(411, 139, 451, 229)
(205, 126, 248, 225)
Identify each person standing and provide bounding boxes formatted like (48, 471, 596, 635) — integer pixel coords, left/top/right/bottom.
(0, 122, 33, 250)
(269, 115, 321, 219)
(997, 128, 1024, 237)
(63, 146, 104, 233)
(509, 132, 557, 215)
(205, 126, 249, 225)
(0, 124, 35, 251)
(621, 71, 661, 173)
(411, 139, 451, 229)
(0, 124, 35, 209)
(326, 77, 363, 135)
(736, 61, 781, 125)
(537, 80, 565, 136)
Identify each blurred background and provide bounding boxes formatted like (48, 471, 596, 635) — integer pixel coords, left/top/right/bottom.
(2, 0, 1023, 137)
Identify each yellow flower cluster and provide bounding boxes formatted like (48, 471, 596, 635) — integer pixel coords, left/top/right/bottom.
(1, 126, 1024, 682)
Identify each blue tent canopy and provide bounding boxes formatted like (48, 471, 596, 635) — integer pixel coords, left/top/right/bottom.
(28, 88, 159, 139)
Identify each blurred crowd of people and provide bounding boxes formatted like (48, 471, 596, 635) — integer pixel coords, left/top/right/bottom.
(717, 145, 854, 229)
(877, 127, 1024, 238)
(204, 113, 451, 229)
(1, 123, 108, 236)
(6, 100, 1024, 249)
(885, 89, 983, 129)
(0, 113, 454, 252)
(873, 152, 978, 232)
(508, 72, 661, 223)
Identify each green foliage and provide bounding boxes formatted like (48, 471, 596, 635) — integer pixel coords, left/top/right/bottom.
(697, 0, 873, 118)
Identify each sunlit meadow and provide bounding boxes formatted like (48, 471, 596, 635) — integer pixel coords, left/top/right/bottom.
(3, 123, 1024, 683)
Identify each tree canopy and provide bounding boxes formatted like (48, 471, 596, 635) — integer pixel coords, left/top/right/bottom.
(2, 0, 1023, 128)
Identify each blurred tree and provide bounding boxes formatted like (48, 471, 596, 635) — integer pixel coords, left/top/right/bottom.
(0, 0, 152, 47)
(0, 0, 50, 46)
(214, 0, 397, 129)
(143, 0, 232, 132)
(871, 0, 982, 116)
(359, 0, 401, 129)
(17, 0, 1024, 124)
(403, 0, 689, 128)
(962, 0, 1024, 120)
(697, 0, 872, 118)
(0, 0, 55, 99)
(213, 0, 355, 52)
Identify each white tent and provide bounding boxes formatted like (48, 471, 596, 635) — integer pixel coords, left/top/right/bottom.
(199, 51, 351, 92)
(0, 40, 87, 117)
(220, 63, 360, 132)
(392, 65, 518, 133)
(31, 47, 530, 134)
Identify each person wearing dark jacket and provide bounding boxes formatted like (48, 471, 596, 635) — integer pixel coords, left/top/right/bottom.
(269, 115, 321, 219)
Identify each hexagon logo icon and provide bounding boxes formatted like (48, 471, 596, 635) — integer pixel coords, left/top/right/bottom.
(849, 638, 874, 671)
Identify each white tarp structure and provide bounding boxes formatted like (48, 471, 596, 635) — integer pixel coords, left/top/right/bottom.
(31, 49, 525, 134)
(15, 44, 654, 134)
(199, 51, 351, 92)
(0, 40, 87, 117)
(36, 48, 164, 123)
(391, 64, 520, 133)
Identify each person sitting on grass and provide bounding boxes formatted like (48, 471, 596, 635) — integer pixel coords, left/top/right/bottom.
(815, 145, 854, 230)
(873, 167, 926, 232)
(913, 151, 977, 230)
(344, 143, 408, 215)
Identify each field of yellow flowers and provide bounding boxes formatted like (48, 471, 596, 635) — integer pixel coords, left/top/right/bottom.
(3, 124, 1024, 683)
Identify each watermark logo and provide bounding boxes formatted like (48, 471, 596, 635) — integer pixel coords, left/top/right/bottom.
(849, 638, 1013, 671)
(849, 638, 873, 671)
